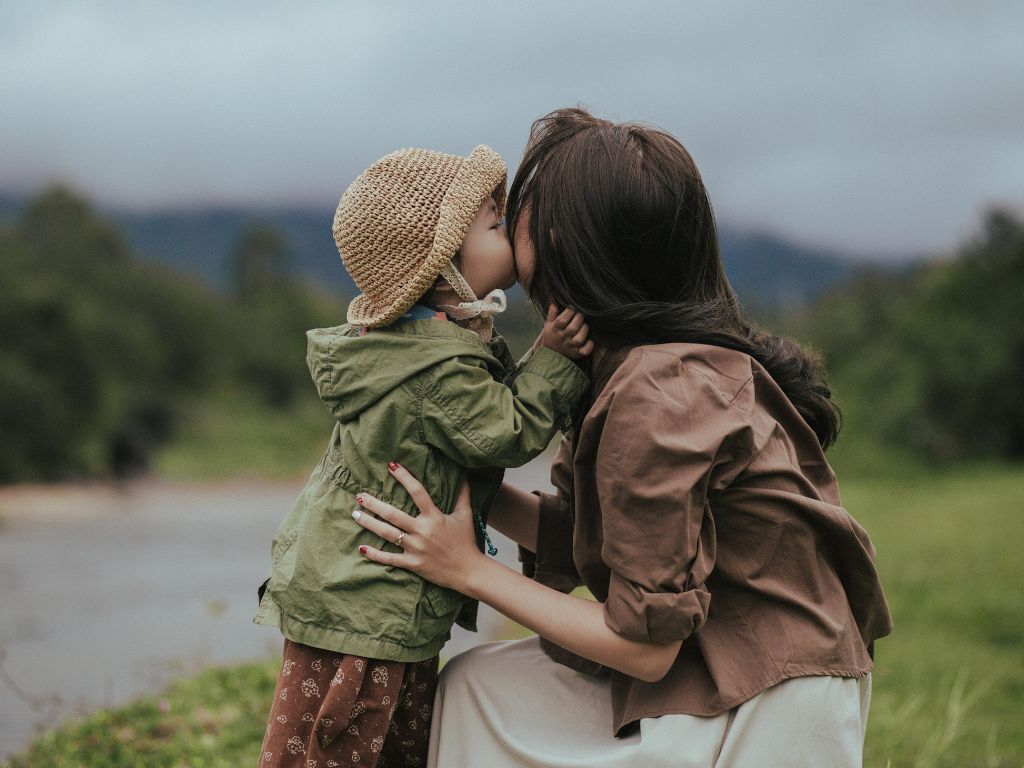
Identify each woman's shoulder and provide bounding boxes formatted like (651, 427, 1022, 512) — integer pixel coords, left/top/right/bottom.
(602, 342, 756, 404)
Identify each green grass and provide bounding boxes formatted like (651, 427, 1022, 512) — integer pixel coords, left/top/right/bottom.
(153, 387, 331, 481)
(841, 461, 1024, 767)
(5, 460, 1022, 767)
(2, 661, 281, 768)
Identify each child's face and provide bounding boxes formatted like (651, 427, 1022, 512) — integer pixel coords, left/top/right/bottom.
(457, 197, 516, 296)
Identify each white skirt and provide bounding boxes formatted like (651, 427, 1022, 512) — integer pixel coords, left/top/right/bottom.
(427, 637, 871, 768)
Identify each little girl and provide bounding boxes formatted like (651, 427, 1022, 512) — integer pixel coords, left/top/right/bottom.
(252, 144, 592, 767)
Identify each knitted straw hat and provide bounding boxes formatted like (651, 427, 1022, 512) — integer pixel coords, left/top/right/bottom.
(334, 145, 507, 328)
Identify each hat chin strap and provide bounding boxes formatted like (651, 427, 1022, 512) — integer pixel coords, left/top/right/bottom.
(437, 262, 508, 322)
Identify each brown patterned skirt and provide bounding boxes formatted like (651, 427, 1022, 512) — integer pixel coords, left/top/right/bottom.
(258, 639, 438, 768)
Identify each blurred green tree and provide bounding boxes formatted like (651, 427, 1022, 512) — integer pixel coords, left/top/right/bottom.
(232, 224, 290, 301)
(794, 207, 1024, 461)
(227, 223, 343, 409)
(0, 188, 336, 481)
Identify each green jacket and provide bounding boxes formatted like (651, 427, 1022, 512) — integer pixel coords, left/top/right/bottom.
(253, 316, 589, 661)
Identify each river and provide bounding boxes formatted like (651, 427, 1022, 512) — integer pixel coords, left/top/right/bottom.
(0, 458, 553, 759)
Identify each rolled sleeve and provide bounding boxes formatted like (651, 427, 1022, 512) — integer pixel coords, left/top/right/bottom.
(604, 571, 710, 644)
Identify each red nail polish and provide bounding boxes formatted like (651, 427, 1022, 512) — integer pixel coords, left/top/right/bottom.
(356, 495, 364, 505)
(359, 545, 367, 555)
(388, 461, 399, 471)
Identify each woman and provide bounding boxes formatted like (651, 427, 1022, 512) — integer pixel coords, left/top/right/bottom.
(351, 107, 893, 767)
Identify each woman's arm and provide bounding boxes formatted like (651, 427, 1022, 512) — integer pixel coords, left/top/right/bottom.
(463, 555, 681, 683)
(486, 481, 539, 552)
(351, 465, 680, 683)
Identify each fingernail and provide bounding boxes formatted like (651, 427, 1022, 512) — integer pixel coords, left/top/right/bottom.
(388, 461, 399, 471)
(351, 510, 362, 521)
(359, 545, 368, 555)
(356, 495, 364, 505)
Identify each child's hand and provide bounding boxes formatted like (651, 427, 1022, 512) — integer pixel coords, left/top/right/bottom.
(540, 305, 593, 360)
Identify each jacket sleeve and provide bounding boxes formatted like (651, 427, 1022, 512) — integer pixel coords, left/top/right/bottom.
(420, 346, 589, 469)
(597, 349, 750, 645)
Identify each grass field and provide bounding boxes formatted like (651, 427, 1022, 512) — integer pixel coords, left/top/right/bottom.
(152, 388, 333, 481)
(4, 455, 1022, 767)
(840, 461, 1024, 766)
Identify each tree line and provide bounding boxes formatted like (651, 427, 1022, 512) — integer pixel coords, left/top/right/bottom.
(789, 208, 1024, 462)
(0, 187, 340, 481)
(1, 187, 1020, 482)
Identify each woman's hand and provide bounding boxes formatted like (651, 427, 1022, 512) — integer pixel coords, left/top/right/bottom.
(351, 463, 487, 593)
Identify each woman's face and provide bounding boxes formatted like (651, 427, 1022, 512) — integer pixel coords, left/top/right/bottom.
(511, 208, 536, 291)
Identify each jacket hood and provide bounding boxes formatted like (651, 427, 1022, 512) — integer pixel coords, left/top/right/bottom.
(306, 321, 500, 422)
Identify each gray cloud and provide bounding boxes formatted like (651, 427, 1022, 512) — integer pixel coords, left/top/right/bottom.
(2, 0, 1022, 257)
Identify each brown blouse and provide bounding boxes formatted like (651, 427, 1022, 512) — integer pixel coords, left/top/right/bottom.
(523, 342, 893, 736)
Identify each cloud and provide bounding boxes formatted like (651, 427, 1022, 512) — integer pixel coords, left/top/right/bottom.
(1, 0, 1022, 256)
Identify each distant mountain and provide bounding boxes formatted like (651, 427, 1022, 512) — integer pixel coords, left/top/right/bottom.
(718, 229, 862, 312)
(116, 207, 358, 294)
(0, 193, 25, 223)
(2, 193, 896, 311)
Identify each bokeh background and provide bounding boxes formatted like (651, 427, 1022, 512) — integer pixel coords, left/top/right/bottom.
(1, 2, 1022, 765)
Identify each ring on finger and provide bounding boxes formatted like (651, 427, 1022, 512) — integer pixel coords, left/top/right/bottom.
(394, 532, 405, 548)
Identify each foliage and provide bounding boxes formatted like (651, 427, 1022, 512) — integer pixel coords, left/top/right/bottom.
(0, 188, 339, 482)
(785, 208, 1024, 462)
(2, 659, 280, 768)
(152, 387, 332, 480)
(843, 461, 1024, 767)
(231, 224, 291, 303)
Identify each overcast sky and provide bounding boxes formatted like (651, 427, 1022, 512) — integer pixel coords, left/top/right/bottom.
(2, 1, 1022, 258)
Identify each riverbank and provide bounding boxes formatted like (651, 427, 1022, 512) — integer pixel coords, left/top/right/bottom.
(0, 460, 551, 760)
(0, 477, 303, 523)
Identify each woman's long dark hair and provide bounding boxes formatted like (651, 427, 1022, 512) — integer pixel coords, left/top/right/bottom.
(508, 107, 841, 450)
